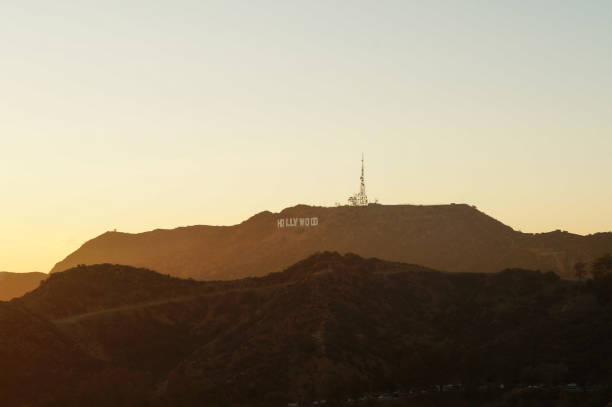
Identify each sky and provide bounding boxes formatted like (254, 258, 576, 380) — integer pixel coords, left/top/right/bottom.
(1, 1, 611, 273)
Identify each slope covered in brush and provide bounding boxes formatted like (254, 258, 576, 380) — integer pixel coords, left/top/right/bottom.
(0, 302, 97, 406)
(6, 253, 612, 405)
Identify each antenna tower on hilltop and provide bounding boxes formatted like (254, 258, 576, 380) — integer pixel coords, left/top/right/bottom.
(348, 154, 369, 206)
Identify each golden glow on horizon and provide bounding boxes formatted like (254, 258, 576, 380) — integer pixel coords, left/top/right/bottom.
(1, 1, 611, 273)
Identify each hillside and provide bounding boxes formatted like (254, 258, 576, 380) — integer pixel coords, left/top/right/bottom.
(50, 204, 612, 280)
(0, 271, 47, 301)
(0, 301, 98, 406)
(6, 253, 612, 406)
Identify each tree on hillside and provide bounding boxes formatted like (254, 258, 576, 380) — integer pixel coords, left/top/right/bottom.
(592, 254, 612, 279)
(574, 262, 588, 281)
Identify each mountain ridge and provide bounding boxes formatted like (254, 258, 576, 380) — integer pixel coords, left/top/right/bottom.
(50, 204, 612, 280)
(0, 271, 47, 301)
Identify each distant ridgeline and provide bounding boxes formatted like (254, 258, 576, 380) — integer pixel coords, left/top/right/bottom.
(0, 271, 47, 301)
(50, 204, 612, 280)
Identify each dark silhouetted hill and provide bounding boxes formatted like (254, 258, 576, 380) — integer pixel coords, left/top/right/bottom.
(0, 301, 98, 406)
(50, 204, 612, 280)
(6, 253, 612, 406)
(20, 264, 216, 319)
(0, 271, 47, 301)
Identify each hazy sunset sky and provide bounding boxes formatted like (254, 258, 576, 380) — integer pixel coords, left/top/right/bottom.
(1, 1, 611, 273)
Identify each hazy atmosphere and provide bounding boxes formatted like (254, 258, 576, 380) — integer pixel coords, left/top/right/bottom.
(2, 0, 611, 273)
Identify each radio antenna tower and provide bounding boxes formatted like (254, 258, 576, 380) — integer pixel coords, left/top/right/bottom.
(348, 154, 369, 206)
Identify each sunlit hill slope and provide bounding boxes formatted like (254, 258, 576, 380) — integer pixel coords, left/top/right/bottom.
(51, 204, 612, 279)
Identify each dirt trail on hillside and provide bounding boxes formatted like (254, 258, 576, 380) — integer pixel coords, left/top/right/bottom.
(53, 295, 200, 325)
(53, 281, 293, 325)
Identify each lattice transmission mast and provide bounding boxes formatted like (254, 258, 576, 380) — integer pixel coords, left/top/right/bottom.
(348, 154, 369, 206)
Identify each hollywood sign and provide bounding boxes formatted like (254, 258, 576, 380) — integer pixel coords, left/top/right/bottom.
(277, 217, 319, 228)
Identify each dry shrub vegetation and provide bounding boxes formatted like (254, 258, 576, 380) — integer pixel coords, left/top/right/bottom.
(1, 252, 612, 406)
